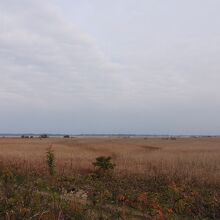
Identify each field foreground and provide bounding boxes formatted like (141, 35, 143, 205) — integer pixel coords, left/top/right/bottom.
(0, 137, 219, 219)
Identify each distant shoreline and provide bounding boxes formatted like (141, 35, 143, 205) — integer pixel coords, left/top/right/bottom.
(0, 134, 219, 138)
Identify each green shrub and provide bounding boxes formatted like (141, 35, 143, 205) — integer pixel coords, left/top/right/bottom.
(93, 156, 115, 173)
(46, 147, 55, 176)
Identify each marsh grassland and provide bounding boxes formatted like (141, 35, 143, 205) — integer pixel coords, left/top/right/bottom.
(0, 137, 219, 219)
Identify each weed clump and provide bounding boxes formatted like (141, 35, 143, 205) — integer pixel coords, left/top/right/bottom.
(46, 147, 55, 176)
(93, 156, 115, 175)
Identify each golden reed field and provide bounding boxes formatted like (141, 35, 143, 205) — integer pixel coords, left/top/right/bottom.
(0, 137, 220, 219)
(0, 137, 219, 185)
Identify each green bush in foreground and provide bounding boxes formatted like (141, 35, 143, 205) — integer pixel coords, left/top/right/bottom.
(92, 156, 115, 174)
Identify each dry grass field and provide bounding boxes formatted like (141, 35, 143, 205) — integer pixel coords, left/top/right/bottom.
(0, 137, 219, 183)
(0, 137, 220, 219)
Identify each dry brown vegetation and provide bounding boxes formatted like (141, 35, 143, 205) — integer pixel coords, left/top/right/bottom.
(0, 137, 219, 185)
(0, 137, 220, 219)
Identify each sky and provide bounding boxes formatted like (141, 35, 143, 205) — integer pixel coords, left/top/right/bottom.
(0, 0, 220, 135)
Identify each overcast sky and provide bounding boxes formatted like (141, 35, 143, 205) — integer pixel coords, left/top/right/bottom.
(1, 0, 220, 134)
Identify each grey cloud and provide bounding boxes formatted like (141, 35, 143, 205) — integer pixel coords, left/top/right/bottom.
(0, 0, 129, 113)
(1, 0, 220, 134)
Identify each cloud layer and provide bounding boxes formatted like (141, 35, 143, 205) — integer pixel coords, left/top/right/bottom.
(1, 0, 220, 134)
(0, 1, 127, 110)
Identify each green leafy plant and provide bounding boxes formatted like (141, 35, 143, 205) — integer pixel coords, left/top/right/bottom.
(46, 147, 55, 176)
(93, 156, 115, 173)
